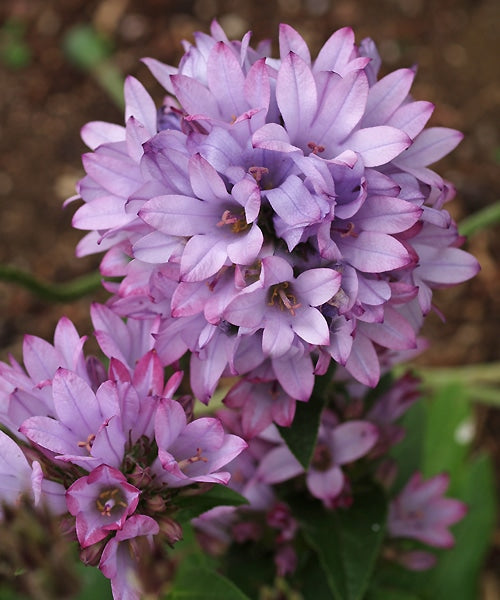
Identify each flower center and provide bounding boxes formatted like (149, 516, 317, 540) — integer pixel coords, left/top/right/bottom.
(307, 141, 325, 155)
(248, 166, 269, 183)
(311, 442, 333, 472)
(177, 447, 208, 473)
(268, 282, 301, 316)
(95, 487, 128, 517)
(78, 433, 96, 454)
(216, 209, 249, 233)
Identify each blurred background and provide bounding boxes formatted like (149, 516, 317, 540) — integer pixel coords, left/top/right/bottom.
(0, 0, 498, 596)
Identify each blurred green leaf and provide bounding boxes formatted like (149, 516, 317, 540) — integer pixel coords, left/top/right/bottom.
(62, 24, 124, 109)
(169, 565, 251, 599)
(0, 19, 31, 69)
(389, 400, 426, 493)
(278, 386, 325, 469)
(424, 453, 496, 600)
(459, 201, 500, 237)
(63, 24, 113, 70)
(295, 483, 387, 600)
(175, 485, 248, 522)
(421, 382, 472, 487)
(75, 562, 112, 600)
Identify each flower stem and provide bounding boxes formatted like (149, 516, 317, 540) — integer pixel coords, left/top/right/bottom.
(459, 201, 500, 237)
(0, 264, 104, 302)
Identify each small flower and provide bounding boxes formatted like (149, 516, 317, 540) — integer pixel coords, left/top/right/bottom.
(99, 514, 160, 600)
(306, 417, 378, 508)
(66, 464, 141, 548)
(388, 471, 467, 548)
(154, 397, 247, 487)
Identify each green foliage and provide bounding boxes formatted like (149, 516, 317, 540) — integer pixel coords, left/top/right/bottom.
(0, 19, 31, 69)
(295, 483, 387, 600)
(370, 379, 497, 600)
(175, 485, 249, 522)
(169, 564, 251, 600)
(278, 390, 324, 469)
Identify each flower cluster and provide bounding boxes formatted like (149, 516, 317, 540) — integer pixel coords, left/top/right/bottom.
(72, 21, 478, 407)
(0, 311, 246, 598)
(0, 20, 476, 600)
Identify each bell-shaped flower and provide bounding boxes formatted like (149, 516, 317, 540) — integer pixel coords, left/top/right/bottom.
(153, 397, 247, 487)
(66, 464, 141, 548)
(388, 471, 467, 548)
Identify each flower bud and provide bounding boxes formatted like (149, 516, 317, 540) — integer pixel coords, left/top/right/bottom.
(158, 516, 183, 545)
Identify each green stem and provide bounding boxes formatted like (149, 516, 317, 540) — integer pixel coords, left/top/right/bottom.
(0, 264, 104, 302)
(397, 362, 500, 406)
(459, 201, 500, 237)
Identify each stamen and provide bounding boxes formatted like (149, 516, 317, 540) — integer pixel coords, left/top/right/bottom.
(268, 282, 302, 316)
(77, 433, 96, 454)
(177, 447, 209, 472)
(248, 166, 269, 183)
(307, 141, 325, 155)
(340, 222, 357, 238)
(216, 209, 249, 233)
(95, 487, 127, 517)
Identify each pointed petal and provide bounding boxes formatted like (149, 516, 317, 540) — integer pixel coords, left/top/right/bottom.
(276, 53, 317, 142)
(340, 231, 410, 272)
(394, 127, 463, 167)
(331, 420, 378, 464)
(124, 76, 157, 137)
(347, 126, 411, 166)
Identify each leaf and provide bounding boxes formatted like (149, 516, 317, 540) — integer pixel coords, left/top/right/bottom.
(175, 485, 248, 522)
(277, 386, 324, 469)
(300, 554, 336, 600)
(424, 453, 496, 600)
(223, 542, 276, 599)
(421, 382, 472, 488)
(389, 400, 426, 493)
(169, 566, 251, 600)
(75, 562, 113, 600)
(295, 482, 387, 600)
(365, 585, 423, 600)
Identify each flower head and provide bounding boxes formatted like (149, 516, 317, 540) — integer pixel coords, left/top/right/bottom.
(71, 21, 478, 405)
(388, 471, 467, 548)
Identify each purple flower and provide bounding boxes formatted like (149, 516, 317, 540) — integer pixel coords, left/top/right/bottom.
(153, 397, 247, 487)
(0, 430, 66, 517)
(306, 417, 378, 508)
(0, 317, 90, 435)
(99, 514, 160, 600)
(70, 20, 478, 398)
(224, 255, 340, 358)
(66, 464, 141, 548)
(388, 471, 467, 548)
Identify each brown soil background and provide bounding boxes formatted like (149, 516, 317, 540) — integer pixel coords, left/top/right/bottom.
(0, 0, 498, 596)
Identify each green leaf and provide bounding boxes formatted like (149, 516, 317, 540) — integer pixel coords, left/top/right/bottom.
(223, 542, 276, 599)
(300, 554, 335, 600)
(424, 453, 496, 600)
(75, 563, 113, 600)
(459, 200, 500, 237)
(365, 585, 423, 600)
(389, 401, 426, 493)
(295, 483, 387, 600)
(421, 382, 472, 488)
(175, 485, 248, 522)
(169, 566, 251, 600)
(278, 386, 325, 469)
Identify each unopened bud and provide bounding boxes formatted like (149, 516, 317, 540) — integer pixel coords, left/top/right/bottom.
(145, 495, 167, 513)
(128, 464, 153, 488)
(158, 516, 183, 545)
(80, 539, 107, 566)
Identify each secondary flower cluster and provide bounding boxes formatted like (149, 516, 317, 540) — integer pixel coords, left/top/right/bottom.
(0, 310, 246, 599)
(71, 21, 478, 407)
